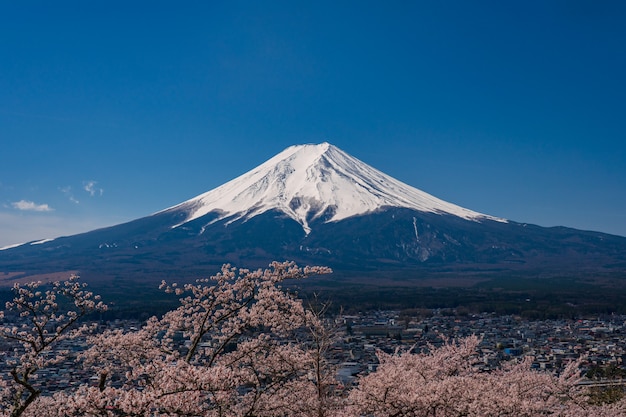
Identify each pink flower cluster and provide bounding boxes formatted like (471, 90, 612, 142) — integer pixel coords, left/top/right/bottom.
(1, 263, 626, 416)
(0, 275, 107, 417)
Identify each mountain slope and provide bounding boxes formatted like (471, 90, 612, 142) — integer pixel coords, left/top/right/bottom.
(1, 143, 625, 288)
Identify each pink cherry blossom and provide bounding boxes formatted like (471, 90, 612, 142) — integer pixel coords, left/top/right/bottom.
(3, 264, 626, 416)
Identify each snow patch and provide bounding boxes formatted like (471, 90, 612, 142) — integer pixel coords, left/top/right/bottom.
(30, 238, 55, 245)
(0, 242, 26, 251)
(162, 142, 507, 234)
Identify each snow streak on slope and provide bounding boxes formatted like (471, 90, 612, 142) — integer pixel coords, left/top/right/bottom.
(164, 143, 506, 234)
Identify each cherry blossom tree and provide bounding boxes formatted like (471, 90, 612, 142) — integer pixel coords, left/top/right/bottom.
(344, 335, 626, 417)
(3, 264, 626, 417)
(42, 261, 337, 416)
(0, 275, 107, 417)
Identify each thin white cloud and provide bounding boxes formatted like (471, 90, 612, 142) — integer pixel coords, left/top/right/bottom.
(60, 186, 80, 204)
(83, 180, 104, 197)
(11, 200, 54, 212)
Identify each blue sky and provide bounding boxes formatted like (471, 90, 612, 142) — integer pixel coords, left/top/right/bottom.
(1, 1, 625, 247)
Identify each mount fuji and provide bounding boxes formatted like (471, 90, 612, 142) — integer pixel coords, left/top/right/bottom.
(2, 143, 626, 289)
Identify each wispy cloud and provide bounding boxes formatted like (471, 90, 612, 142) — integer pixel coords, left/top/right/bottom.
(83, 180, 104, 197)
(60, 186, 80, 204)
(11, 200, 53, 212)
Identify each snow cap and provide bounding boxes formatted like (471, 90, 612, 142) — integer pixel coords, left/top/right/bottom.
(166, 143, 506, 233)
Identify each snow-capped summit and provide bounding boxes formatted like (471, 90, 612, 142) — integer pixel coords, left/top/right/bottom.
(165, 143, 506, 234)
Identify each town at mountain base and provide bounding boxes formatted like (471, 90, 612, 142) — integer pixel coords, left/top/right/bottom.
(2, 265, 626, 417)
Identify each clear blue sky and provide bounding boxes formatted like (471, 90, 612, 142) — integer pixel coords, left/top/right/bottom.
(1, 1, 625, 247)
